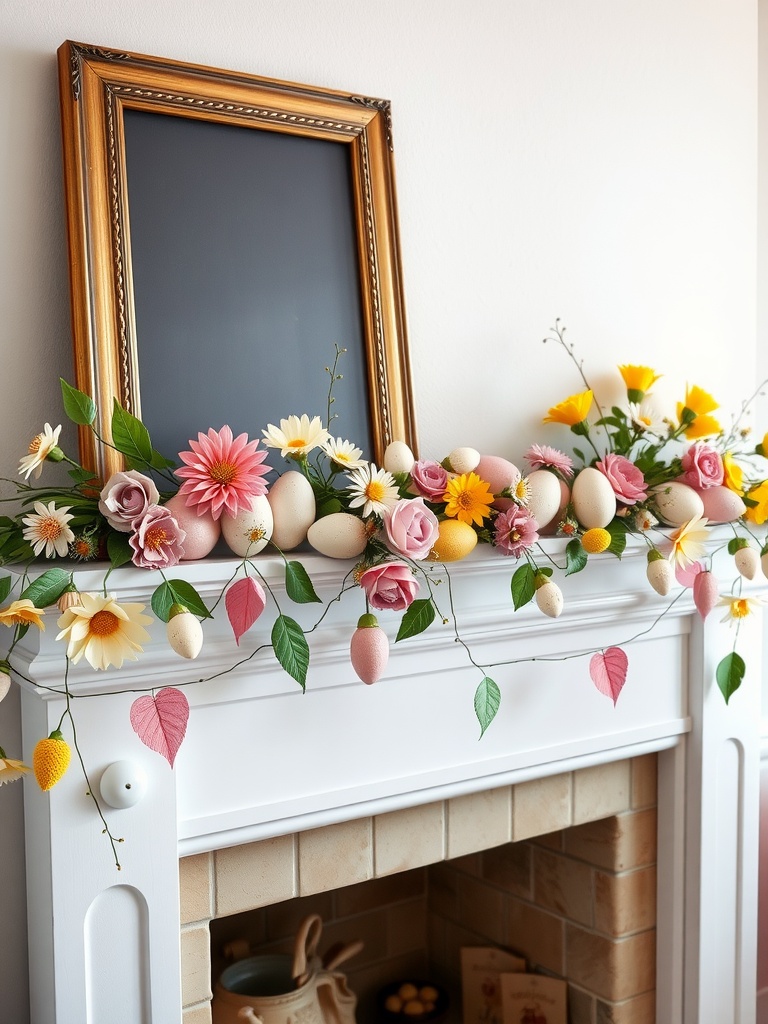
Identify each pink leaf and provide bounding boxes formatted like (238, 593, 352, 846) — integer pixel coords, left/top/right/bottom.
(675, 559, 703, 588)
(589, 647, 629, 706)
(225, 577, 267, 645)
(130, 687, 189, 767)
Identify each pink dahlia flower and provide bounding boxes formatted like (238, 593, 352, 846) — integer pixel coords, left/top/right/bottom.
(383, 498, 440, 560)
(596, 453, 647, 505)
(358, 561, 419, 612)
(176, 426, 272, 520)
(409, 459, 449, 502)
(494, 505, 539, 557)
(524, 444, 574, 479)
(680, 443, 724, 489)
(129, 505, 186, 569)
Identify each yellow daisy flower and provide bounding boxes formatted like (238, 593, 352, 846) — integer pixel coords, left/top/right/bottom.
(543, 390, 593, 429)
(0, 747, 30, 786)
(722, 453, 745, 496)
(618, 365, 661, 402)
(668, 513, 709, 568)
(681, 413, 722, 440)
(56, 592, 153, 671)
(443, 472, 494, 526)
(0, 600, 46, 631)
(745, 480, 768, 525)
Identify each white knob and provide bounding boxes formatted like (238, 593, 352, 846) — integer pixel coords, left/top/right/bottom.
(99, 760, 148, 809)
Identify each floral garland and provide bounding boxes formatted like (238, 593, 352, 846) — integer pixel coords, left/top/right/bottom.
(1, 328, 767, 867)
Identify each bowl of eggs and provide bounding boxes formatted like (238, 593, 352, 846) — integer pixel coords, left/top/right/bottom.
(377, 979, 449, 1022)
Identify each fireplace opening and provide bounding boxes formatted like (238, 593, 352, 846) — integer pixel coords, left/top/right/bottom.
(180, 755, 658, 1024)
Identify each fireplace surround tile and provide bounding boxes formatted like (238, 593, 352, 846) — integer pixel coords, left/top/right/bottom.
(593, 865, 657, 937)
(572, 760, 632, 825)
(565, 923, 656, 1002)
(374, 801, 445, 875)
(533, 847, 595, 926)
(298, 817, 374, 893)
(595, 989, 655, 1023)
(446, 785, 512, 858)
(565, 809, 657, 872)
(180, 852, 213, 925)
(512, 771, 572, 839)
(630, 754, 658, 810)
(215, 833, 297, 917)
(181, 924, 214, 1007)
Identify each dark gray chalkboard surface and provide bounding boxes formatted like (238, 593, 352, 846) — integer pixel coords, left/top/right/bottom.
(123, 108, 372, 465)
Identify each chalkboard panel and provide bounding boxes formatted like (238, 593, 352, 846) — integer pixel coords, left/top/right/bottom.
(123, 108, 372, 462)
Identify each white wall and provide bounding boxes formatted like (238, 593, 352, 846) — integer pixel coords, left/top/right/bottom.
(0, 1, 758, 1019)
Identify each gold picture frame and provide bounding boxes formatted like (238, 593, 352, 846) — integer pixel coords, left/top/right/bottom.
(57, 41, 417, 479)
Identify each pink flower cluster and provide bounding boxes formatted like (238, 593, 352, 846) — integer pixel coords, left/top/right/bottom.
(99, 470, 186, 569)
(493, 504, 539, 557)
(596, 453, 647, 505)
(680, 443, 723, 489)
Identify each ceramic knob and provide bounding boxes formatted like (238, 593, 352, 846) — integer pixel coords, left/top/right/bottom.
(99, 760, 148, 809)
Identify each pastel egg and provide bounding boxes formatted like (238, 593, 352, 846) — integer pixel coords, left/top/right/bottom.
(267, 471, 316, 551)
(475, 455, 520, 495)
(571, 467, 617, 529)
(221, 494, 274, 556)
(307, 512, 368, 558)
(525, 469, 564, 529)
(448, 447, 481, 474)
(383, 440, 415, 475)
(651, 481, 705, 526)
(696, 485, 746, 524)
(163, 494, 221, 560)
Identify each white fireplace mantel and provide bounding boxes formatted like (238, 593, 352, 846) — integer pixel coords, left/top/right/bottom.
(6, 533, 764, 1024)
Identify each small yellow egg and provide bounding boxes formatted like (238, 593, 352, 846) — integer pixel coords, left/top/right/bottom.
(398, 983, 419, 1002)
(419, 986, 439, 1002)
(430, 519, 477, 562)
(385, 995, 404, 1013)
(403, 1000, 425, 1016)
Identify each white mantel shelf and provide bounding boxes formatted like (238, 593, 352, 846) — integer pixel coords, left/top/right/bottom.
(6, 532, 765, 1024)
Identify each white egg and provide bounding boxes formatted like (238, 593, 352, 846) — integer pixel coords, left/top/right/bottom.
(697, 485, 746, 524)
(525, 469, 564, 529)
(571, 467, 617, 529)
(383, 440, 415, 475)
(307, 512, 368, 558)
(267, 471, 316, 551)
(448, 447, 481, 474)
(221, 494, 274, 556)
(651, 481, 705, 526)
(166, 610, 203, 660)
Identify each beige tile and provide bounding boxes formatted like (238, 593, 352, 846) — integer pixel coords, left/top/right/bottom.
(374, 803, 444, 876)
(388, 898, 428, 955)
(533, 848, 594, 927)
(569, 984, 597, 1024)
(447, 786, 512, 859)
(180, 852, 213, 925)
(335, 869, 425, 918)
(565, 810, 657, 871)
(630, 755, 657, 810)
(572, 761, 632, 826)
(506, 899, 565, 974)
(594, 867, 657, 937)
(596, 990, 656, 1023)
(181, 924, 212, 1008)
(299, 818, 373, 894)
(513, 773, 572, 840)
(182, 1006, 212, 1024)
(481, 843, 532, 898)
(532, 830, 565, 852)
(458, 874, 507, 946)
(215, 834, 296, 917)
(565, 925, 655, 1002)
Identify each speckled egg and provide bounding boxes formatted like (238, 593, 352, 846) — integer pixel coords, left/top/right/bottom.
(571, 467, 617, 529)
(447, 447, 481, 474)
(475, 455, 520, 495)
(307, 512, 368, 558)
(651, 481, 705, 526)
(163, 494, 221, 560)
(221, 494, 274, 556)
(267, 471, 316, 551)
(525, 469, 565, 529)
(383, 440, 415, 475)
(696, 485, 746, 524)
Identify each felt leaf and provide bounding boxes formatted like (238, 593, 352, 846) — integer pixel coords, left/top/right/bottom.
(565, 538, 588, 576)
(225, 576, 267, 645)
(130, 687, 189, 767)
(272, 614, 310, 690)
(716, 651, 746, 704)
(589, 646, 629, 706)
(511, 564, 536, 610)
(107, 531, 133, 569)
(0, 575, 11, 604)
(395, 598, 435, 642)
(111, 400, 154, 467)
(60, 378, 96, 425)
(19, 568, 72, 607)
(152, 580, 211, 622)
(474, 676, 501, 738)
(675, 559, 703, 588)
(285, 561, 321, 604)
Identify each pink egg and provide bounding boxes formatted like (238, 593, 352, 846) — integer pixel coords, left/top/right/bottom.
(350, 624, 390, 685)
(475, 455, 520, 495)
(696, 485, 746, 524)
(164, 494, 221, 560)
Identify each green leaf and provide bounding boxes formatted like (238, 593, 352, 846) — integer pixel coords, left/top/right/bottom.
(15, 623, 29, 642)
(0, 576, 11, 604)
(572, 447, 585, 462)
(474, 676, 501, 738)
(317, 497, 343, 517)
(150, 449, 176, 471)
(511, 564, 536, 610)
(19, 568, 72, 608)
(606, 520, 627, 559)
(727, 538, 745, 556)
(107, 531, 134, 569)
(716, 651, 746, 704)
(68, 465, 98, 485)
(151, 580, 212, 623)
(111, 400, 154, 466)
(60, 378, 96, 425)
(565, 539, 588, 576)
(395, 598, 436, 642)
(285, 561, 322, 604)
(271, 614, 309, 689)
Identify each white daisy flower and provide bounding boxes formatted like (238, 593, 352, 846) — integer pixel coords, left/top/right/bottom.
(56, 592, 153, 671)
(18, 423, 62, 480)
(262, 414, 329, 459)
(346, 463, 399, 518)
(634, 508, 658, 532)
(628, 401, 665, 435)
(22, 501, 75, 558)
(322, 437, 366, 470)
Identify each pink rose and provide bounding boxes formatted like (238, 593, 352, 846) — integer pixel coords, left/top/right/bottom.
(99, 470, 160, 532)
(680, 443, 724, 489)
(383, 498, 439, 560)
(596, 453, 647, 505)
(358, 561, 419, 612)
(129, 504, 186, 568)
(409, 459, 448, 502)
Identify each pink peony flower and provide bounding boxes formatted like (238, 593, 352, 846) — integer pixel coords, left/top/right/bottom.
(176, 425, 271, 520)
(680, 443, 724, 489)
(596, 453, 647, 505)
(409, 459, 449, 502)
(358, 561, 419, 612)
(383, 498, 440, 560)
(493, 504, 539, 557)
(524, 444, 574, 479)
(129, 505, 186, 569)
(99, 470, 160, 532)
